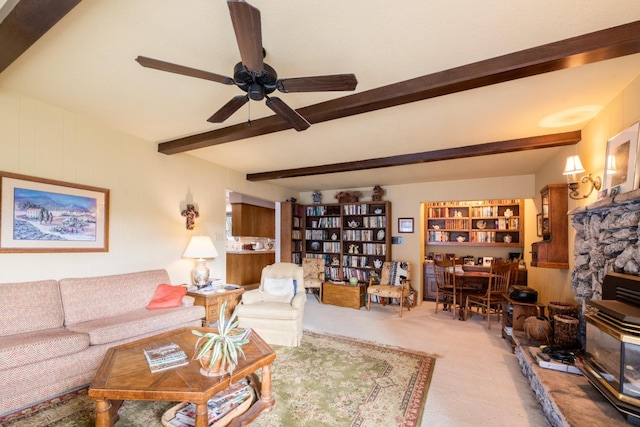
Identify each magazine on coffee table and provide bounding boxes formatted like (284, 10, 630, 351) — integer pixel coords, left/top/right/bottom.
(143, 343, 188, 373)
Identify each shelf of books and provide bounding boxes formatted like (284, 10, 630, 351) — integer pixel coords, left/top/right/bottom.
(425, 199, 524, 247)
(280, 202, 305, 264)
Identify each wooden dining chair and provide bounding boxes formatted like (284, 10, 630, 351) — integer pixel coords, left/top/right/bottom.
(465, 261, 511, 328)
(433, 258, 456, 319)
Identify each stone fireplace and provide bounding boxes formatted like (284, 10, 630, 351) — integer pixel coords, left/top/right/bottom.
(570, 188, 640, 311)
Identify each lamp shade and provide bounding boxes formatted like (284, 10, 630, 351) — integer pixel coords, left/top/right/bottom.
(183, 236, 218, 259)
(563, 155, 585, 175)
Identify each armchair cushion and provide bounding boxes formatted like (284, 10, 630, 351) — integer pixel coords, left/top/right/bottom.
(261, 278, 297, 303)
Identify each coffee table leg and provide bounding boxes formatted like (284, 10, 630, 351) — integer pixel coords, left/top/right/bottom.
(260, 363, 275, 407)
(195, 402, 209, 427)
(94, 399, 112, 427)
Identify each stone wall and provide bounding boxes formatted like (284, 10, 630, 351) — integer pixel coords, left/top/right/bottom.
(570, 188, 640, 305)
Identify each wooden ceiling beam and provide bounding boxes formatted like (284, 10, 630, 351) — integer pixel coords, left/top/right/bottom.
(247, 131, 581, 181)
(158, 20, 640, 155)
(0, 0, 81, 73)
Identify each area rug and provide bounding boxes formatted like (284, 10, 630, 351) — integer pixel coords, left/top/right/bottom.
(0, 331, 435, 427)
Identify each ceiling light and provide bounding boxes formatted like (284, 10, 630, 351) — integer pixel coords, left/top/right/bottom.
(540, 105, 601, 128)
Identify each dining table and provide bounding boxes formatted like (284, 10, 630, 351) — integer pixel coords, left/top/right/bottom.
(454, 267, 492, 320)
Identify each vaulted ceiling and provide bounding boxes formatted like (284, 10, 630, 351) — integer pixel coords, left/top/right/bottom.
(2, 0, 640, 192)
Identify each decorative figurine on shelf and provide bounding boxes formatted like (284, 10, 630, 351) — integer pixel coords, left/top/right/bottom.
(312, 190, 322, 204)
(372, 185, 384, 201)
(335, 190, 362, 203)
(181, 204, 199, 230)
(349, 244, 359, 254)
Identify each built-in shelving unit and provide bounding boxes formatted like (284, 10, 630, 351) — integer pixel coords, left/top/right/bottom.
(281, 201, 392, 283)
(425, 199, 524, 247)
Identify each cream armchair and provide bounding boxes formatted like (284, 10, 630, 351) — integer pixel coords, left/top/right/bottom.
(236, 262, 306, 347)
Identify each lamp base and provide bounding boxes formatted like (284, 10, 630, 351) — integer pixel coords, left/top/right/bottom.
(192, 258, 210, 287)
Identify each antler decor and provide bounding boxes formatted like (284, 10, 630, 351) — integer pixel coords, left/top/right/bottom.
(181, 204, 200, 230)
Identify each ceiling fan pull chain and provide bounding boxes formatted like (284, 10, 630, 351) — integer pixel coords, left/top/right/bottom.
(247, 99, 251, 127)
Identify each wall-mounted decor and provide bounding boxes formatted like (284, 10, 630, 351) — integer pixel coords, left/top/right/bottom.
(398, 217, 414, 233)
(603, 121, 639, 195)
(0, 172, 109, 252)
(181, 203, 199, 230)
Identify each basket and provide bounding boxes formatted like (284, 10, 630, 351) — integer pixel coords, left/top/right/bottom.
(553, 314, 579, 349)
(161, 387, 254, 427)
(548, 301, 578, 319)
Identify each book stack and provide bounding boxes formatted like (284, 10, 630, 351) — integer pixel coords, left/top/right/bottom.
(143, 343, 188, 373)
(167, 378, 254, 426)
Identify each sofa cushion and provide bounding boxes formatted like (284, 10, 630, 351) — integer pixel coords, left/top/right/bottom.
(261, 278, 297, 303)
(59, 269, 171, 325)
(0, 280, 63, 336)
(66, 305, 205, 345)
(0, 328, 89, 370)
(147, 284, 187, 310)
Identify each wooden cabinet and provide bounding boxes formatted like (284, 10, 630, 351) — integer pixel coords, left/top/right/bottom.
(531, 184, 569, 269)
(304, 201, 391, 284)
(226, 252, 275, 285)
(425, 199, 524, 247)
(423, 260, 437, 300)
(280, 202, 304, 264)
(231, 203, 275, 238)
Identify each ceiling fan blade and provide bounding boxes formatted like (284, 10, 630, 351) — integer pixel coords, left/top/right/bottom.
(265, 97, 310, 131)
(227, 0, 263, 73)
(135, 56, 234, 85)
(207, 95, 250, 123)
(276, 74, 358, 93)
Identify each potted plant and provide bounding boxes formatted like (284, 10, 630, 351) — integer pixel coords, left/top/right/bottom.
(192, 301, 250, 377)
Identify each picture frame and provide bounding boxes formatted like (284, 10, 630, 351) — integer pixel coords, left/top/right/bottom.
(482, 256, 494, 267)
(463, 256, 476, 266)
(398, 217, 414, 233)
(0, 171, 109, 252)
(536, 214, 543, 237)
(603, 121, 640, 194)
(434, 253, 444, 261)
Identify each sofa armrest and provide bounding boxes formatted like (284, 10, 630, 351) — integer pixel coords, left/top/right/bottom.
(181, 295, 195, 306)
(241, 289, 264, 305)
(291, 291, 306, 309)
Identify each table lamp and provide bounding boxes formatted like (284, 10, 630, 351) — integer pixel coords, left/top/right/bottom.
(183, 235, 219, 287)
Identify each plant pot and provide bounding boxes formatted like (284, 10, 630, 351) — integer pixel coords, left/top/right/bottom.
(198, 351, 227, 377)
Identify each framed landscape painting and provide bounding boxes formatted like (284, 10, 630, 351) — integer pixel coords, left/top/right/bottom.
(603, 122, 640, 195)
(0, 172, 109, 252)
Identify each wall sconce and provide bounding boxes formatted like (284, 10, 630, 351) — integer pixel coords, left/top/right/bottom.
(182, 235, 218, 286)
(562, 155, 602, 200)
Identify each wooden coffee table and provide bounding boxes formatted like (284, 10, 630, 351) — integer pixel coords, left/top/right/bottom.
(88, 327, 276, 427)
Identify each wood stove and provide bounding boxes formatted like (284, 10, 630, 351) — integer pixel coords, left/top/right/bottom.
(582, 272, 640, 425)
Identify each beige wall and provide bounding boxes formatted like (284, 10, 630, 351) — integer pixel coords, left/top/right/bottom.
(0, 90, 294, 284)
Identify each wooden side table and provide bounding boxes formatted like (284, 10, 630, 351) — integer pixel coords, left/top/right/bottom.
(188, 287, 245, 326)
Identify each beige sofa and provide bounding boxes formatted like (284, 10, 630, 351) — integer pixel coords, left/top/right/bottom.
(0, 269, 205, 416)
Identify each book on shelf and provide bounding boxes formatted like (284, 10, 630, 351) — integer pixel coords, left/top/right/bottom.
(143, 342, 188, 373)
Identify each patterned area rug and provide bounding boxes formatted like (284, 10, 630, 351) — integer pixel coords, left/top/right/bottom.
(0, 331, 435, 427)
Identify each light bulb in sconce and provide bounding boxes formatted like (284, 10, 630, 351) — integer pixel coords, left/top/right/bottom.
(183, 235, 218, 287)
(562, 155, 602, 200)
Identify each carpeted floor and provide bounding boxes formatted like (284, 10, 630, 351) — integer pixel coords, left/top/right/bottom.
(0, 331, 435, 427)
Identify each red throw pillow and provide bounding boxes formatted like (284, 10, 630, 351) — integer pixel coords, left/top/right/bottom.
(147, 284, 187, 310)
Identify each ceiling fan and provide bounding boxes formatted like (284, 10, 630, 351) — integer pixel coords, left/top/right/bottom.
(135, 0, 357, 131)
